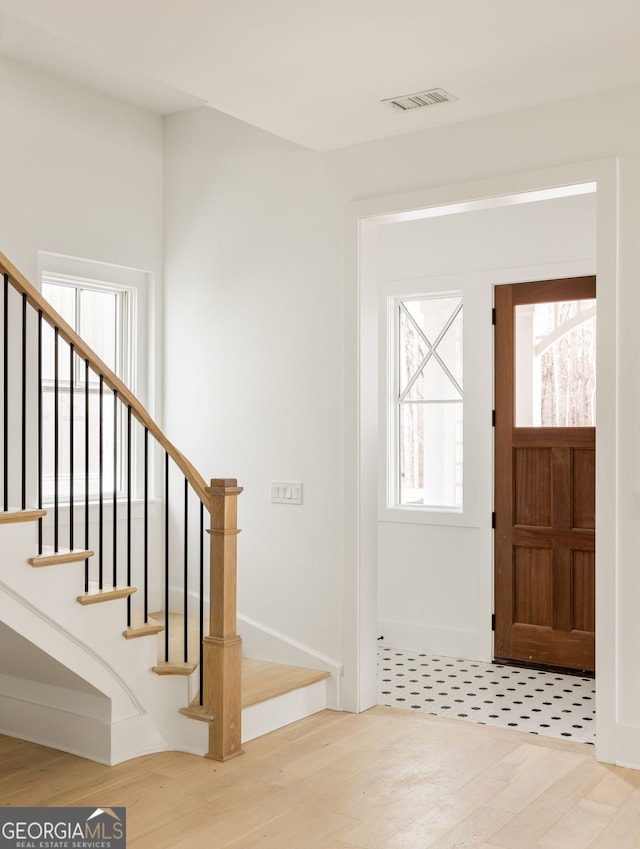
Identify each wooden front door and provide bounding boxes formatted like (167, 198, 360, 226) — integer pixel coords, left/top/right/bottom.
(494, 277, 596, 672)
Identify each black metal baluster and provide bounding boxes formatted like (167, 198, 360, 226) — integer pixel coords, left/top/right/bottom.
(199, 500, 204, 706)
(84, 359, 90, 592)
(112, 388, 117, 588)
(3, 274, 8, 513)
(21, 294, 26, 510)
(143, 427, 149, 623)
(127, 406, 132, 628)
(164, 451, 169, 663)
(69, 344, 74, 551)
(54, 328, 59, 552)
(184, 478, 188, 664)
(98, 374, 104, 588)
(37, 312, 43, 554)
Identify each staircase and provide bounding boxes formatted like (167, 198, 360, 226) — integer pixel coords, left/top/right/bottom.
(0, 253, 331, 765)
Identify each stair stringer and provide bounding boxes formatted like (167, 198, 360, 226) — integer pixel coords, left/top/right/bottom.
(0, 520, 209, 764)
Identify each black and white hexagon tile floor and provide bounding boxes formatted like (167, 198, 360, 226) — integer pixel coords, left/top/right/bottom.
(377, 647, 595, 744)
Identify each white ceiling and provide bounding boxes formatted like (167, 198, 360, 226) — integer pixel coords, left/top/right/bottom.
(0, 0, 639, 151)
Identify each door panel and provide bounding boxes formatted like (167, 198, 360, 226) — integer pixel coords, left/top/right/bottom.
(572, 449, 595, 528)
(494, 277, 596, 672)
(572, 550, 595, 632)
(513, 447, 552, 525)
(513, 546, 553, 626)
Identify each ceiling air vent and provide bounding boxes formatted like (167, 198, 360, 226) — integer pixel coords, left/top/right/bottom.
(381, 88, 457, 112)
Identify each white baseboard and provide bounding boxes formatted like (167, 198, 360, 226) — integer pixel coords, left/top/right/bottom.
(377, 619, 492, 662)
(0, 673, 109, 721)
(0, 682, 192, 766)
(0, 692, 112, 764)
(611, 723, 640, 771)
(110, 714, 190, 766)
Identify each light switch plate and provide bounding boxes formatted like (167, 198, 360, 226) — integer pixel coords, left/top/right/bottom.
(271, 481, 303, 504)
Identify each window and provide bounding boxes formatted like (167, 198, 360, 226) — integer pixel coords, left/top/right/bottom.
(40, 274, 134, 501)
(393, 293, 463, 510)
(515, 299, 596, 427)
(42, 277, 130, 382)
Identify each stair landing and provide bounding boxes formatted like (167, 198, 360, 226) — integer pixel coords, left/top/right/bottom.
(153, 610, 331, 737)
(180, 658, 330, 724)
(242, 658, 329, 708)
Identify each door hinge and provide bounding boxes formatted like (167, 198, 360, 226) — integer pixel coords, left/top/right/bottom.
(491, 613, 496, 631)
(491, 511, 496, 529)
(492, 307, 496, 325)
(492, 409, 496, 427)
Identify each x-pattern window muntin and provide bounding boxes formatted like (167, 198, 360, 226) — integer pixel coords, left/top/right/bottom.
(398, 298, 463, 402)
(395, 294, 463, 510)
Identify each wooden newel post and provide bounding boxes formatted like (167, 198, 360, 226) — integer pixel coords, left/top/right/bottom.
(203, 477, 244, 761)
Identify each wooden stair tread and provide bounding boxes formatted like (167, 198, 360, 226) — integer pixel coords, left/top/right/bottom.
(29, 547, 94, 567)
(241, 658, 330, 708)
(152, 661, 197, 676)
(179, 704, 214, 723)
(150, 610, 201, 668)
(0, 508, 46, 525)
(77, 585, 136, 605)
(123, 610, 164, 639)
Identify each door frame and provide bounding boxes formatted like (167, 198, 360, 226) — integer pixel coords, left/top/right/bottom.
(345, 158, 618, 765)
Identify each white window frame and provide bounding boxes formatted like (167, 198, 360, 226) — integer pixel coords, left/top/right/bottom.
(39, 254, 143, 504)
(41, 271, 135, 390)
(396, 292, 463, 511)
(378, 273, 493, 529)
(383, 287, 464, 517)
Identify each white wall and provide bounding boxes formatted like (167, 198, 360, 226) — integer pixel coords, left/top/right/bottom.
(0, 56, 164, 416)
(0, 53, 166, 559)
(162, 107, 345, 665)
(159, 82, 640, 768)
(372, 194, 596, 659)
(0, 58, 165, 716)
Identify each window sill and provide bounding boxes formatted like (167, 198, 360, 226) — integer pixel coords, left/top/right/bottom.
(378, 504, 483, 529)
(39, 498, 162, 523)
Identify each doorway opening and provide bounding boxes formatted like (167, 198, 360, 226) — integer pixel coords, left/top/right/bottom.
(349, 162, 617, 761)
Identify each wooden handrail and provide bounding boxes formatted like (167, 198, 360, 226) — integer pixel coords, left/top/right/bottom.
(0, 252, 209, 507)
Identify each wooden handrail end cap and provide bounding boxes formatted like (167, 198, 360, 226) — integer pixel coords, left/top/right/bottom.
(210, 478, 237, 487)
(207, 478, 244, 495)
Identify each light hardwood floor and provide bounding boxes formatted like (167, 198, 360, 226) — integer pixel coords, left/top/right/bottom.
(3, 706, 640, 849)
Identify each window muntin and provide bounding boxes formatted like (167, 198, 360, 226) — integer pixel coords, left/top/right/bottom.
(40, 276, 133, 501)
(396, 294, 463, 510)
